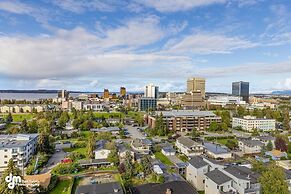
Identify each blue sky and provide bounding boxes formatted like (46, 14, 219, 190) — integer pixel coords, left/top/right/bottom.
(0, 0, 291, 93)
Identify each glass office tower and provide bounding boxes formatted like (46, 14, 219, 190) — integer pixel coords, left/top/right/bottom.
(232, 81, 249, 103)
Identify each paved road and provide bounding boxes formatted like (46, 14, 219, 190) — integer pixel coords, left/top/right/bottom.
(41, 149, 67, 173)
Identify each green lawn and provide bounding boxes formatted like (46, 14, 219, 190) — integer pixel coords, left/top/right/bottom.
(71, 177, 81, 194)
(50, 179, 73, 194)
(154, 152, 173, 166)
(178, 154, 189, 162)
(3, 113, 34, 122)
(216, 139, 228, 145)
(93, 112, 124, 118)
(63, 147, 86, 155)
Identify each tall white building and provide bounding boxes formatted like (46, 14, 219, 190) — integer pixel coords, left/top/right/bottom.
(144, 84, 159, 99)
(0, 134, 38, 172)
(232, 116, 275, 132)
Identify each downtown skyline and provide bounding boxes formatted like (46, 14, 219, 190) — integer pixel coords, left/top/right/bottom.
(0, 0, 291, 93)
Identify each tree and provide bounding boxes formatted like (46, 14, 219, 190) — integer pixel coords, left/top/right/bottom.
(208, 122, 219, 131)
(6, 113, 13, 124)
(275, 136, 287, 152)
(0, 159, 27, 194)
(282, 110, 290, 132)
(259, 163, 289, 194)
(191, 128, 200, 139)
(251, 128, 260, 136)
(225, 139, 238, 150)
(140, 156, 152, 176)
(86, 132, 95, 159)
(288, 142, 291, 154)
(108, 148, 119, 166)
(38, 131, 51, 153)
(237, 106, 246, 117)
(124, 151, 134, 178)
(266, 141, 273, 151)
(20, 119, 29, 133)
(28, 120, 38, 133)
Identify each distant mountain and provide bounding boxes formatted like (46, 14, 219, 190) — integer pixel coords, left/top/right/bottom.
(271, 90, 291, 95)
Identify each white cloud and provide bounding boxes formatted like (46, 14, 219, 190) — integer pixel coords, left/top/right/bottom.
(274, 78, 291, 90)
(138, 0, 226, 12)
(51, 0, 118, 13)
(164, 33, 256, 54)
(0, 0, 33, 14)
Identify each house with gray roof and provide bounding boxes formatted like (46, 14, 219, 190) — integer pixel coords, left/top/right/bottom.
(76, 182, 123, 194)
(205, 169, 233, 194)
(223, 166, 261, 194)
(238, 139, 264, 154)
(175, 137, 204, 157)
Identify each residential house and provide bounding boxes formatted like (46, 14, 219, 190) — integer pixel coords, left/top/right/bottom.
(131, 139, 152, 154)
(252, 135, 275, 147)
(265, 149, 287, 160)
(161, 145, 176, 156)
(76, 182, 124, 194)
(238, 139, 264, 154)
(223, 166, 261, 194)
(131, 181, 198, 194)
(205, 169, 233, 194)
(94, 140, 111, 160)
(204, 142, 232, 159)
(175, 137, 204, 157)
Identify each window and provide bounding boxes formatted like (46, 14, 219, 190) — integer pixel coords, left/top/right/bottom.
(4, 161, 7, 164)
(4, 149, 7, 152)
(4, 155, 7, 158)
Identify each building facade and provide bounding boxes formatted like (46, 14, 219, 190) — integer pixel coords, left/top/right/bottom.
(120, 87, 126, 98)
(232, 81, 249, 103)
(232, 116, 275, 132)
(187, 77, 206, 98)
(138, 98, 157, 111)
(144, 84, 159, 98)
(148, 110, 221, 131)
(0, 134, 38, 172)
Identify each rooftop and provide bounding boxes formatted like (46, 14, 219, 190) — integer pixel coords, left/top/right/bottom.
(177, 137, 201, 148)
(76, 182, 123, 194)
(239, 139, 264, 147)
(205, 169, 232, 185)
(0, 133, 38, 148)
(131, 181, 198, 194)
(204, 142, 229, 154)
(188, 156, 208, 169)
(224, 166, 260, 183)
(154, 110, 218, 117)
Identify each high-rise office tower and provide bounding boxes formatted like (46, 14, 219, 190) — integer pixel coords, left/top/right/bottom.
(120, 87, 126, 98)
(187, 77, 206, 98)
(232, 81, 249, 103)
(144, 84, 159, 99)
(103, 89, 109, 99)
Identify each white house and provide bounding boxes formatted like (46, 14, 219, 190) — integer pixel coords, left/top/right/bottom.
(94, 140, 111, 160)
(205, 169, 233, 194)
(238, 139, 264, 154)
(175, 137, 204, 157)
(161, 146, 176, 156)
(0, 134, 38, 172)
(223, 166, 261, 194)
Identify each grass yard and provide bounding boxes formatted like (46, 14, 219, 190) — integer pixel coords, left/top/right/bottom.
(216, 138, 229, 145)
(50, 179, 73, 194)
(154, 152, 173, 166)
(93, 112, 124, 118)
(2, 113, 34, 122)
(63, 147, 86, 155)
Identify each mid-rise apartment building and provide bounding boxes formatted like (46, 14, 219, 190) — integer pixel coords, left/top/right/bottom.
(0, 134, 38, 171)
(148, 110, 221, 131)
(232, 116, 275, 132)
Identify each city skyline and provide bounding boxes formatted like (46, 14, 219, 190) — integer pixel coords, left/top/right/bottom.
(0, 0, 291, 93)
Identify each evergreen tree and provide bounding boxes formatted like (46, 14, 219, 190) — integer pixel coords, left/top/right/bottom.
(86, 132, 95, 159)
(266, 141, 273, 151)
(140, 156, 151, 176)
(37, 131, 51, 153)
(20, 119, 29, 133)
(282, 110, 290, 132)
(0, 159, 27, 194)
(6, 113, 13, 124)
(259, 163, 289, 194)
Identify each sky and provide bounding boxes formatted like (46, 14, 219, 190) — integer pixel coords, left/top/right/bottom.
(0, 0, 291, 93)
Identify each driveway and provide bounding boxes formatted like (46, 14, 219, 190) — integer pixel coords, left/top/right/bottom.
(125, 125, 145, 139)
(40, 149, 67, 173)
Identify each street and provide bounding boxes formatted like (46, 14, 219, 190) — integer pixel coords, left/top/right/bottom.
(41, 149, 67, 173)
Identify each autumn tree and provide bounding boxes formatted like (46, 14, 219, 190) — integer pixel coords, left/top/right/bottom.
(275, 136, 287, 152)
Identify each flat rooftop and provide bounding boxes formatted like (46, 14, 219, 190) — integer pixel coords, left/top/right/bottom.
(154, 110, 218, 117)
(0, 134, 38, 148)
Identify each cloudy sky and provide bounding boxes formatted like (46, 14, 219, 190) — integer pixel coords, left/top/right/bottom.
(0, 0, 291, 93)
